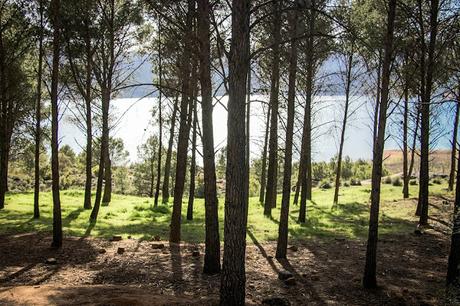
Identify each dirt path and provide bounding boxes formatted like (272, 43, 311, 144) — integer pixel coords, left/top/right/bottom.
(0, 197, 456, 305)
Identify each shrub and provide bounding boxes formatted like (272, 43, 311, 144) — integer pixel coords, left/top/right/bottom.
(392, 177, 402, 187)
(350, 178, 362, 186)
(320, 180, 332, 189)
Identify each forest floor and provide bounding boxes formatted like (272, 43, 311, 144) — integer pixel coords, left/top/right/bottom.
(0, 192, 458, 305)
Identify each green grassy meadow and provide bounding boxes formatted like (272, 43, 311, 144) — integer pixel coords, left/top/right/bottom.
(0, 182, 452, 243)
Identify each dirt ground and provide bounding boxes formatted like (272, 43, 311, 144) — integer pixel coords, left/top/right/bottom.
(0, 197, 457, 305)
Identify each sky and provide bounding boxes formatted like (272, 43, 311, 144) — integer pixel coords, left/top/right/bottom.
(58, 94, 455, 165)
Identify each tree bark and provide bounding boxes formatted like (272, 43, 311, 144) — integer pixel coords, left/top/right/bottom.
(187, 99, 197, 221)
(220, 0, 250, 304)
(264, 0, 282, 216)
(417, 0, 439, 225)
(83, 19, 93, 210)
(333, 48, 353, 207)
(446, 124, 460, 285)
(102, 156, 112, 203)
(90, 88, 109, 221)
(402, 81, 410, 198)
(259, 104, 270, 204)
(162, 96, 179, 204)
(276, 9, 298, 259)
(449, 88, 460, 192)
(408, 108, 420, 180)
(169, 0, 194, 243)
(298, 0, 315, 223)
(197, 0, 221, 275)
(154, 16, 163, 207)
(293, 178, 300, 205)
(50, 0, 63, 248)
(34, 0, 44, 218)
(363, 0, 396, 289)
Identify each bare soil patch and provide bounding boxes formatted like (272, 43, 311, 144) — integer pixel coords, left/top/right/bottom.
(0, 197, 456, 305)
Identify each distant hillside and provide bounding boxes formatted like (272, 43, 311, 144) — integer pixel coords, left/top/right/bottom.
(383, 149, 451, 176)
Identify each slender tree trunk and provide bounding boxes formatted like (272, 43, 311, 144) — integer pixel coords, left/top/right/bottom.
(373, 52, 382, 145)
(276, 9, 298, 259)
(264, 0, 282, 216)
(149, 148, 155, 198)
(170, 0, 194, 243)
(449, 89, 460, 191)
(34, 0, 44, 218)
(154, 16, 163, 207)
(408, 108, 420, 179)
(293, 178, 300, 205)
(0, 20, 6, 210)
(333, 49, 353, 207)
(259, 104, 270, 204)
(162, 96, 179, 204)
(418, 0, 439, 225)
(83, 23, 93, 210)
(446, 129, 460, 285)
(402, 82, 410, 198)
(197, 0, 221, 275)
(102, 155, 112, 203)
(90, 88, 109, 221)
(363, 0, 396, 288)
(220, 0, 250, 304)
(50, 0, 63, 248)
(298, 0, 315, 223)
(187, 100, 197, 221)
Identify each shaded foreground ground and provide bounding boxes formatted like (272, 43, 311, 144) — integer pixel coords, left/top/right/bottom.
(0, 196, 457, 305)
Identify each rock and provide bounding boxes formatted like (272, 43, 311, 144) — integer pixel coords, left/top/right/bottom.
(192, 250, 200, 257)
(288, 245, 298, 252)
(278, 270, 293, 280)
(262, 297, 291, 306)
(117, 247, 125, 254)
(311, 275, 320, 281)
(45, 258, 57, 265)
(110, 235, 122, 241)
(284, 277, 296, 286)
(98, 249, 107, 254)
(151, 243, 165, 250)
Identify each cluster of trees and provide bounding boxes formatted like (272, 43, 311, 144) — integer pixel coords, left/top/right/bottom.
(1, 0, 460, 304)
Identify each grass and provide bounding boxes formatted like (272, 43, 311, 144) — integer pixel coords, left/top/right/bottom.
(0, 182, 453, 243)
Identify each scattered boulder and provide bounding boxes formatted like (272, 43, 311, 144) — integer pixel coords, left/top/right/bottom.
(151, 243, 165, 250)
(278, 270, 293, 280)
(117, 247, 125, 254)
(192, 250, 200, 257)
(110, 235, 122, 242)
(287, 245, 298, 252)
(311, 275, 320, 281)
(45, 258, 57, 265)
(262, 297, 291, 306)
